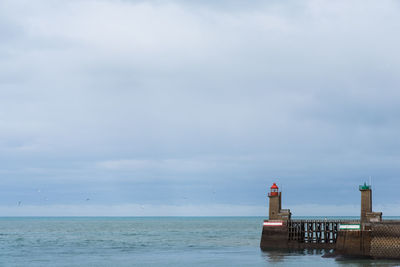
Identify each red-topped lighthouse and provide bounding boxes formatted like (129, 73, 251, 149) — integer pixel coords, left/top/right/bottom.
(267, 182, 291, 220)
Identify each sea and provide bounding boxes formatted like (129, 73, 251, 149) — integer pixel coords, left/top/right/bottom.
(1, 216, 400, 266)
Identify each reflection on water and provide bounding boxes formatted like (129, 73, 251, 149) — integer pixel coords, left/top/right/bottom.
(261, 249, 400, 267)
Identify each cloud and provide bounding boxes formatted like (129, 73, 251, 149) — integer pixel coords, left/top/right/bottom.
(95, 156, 259, 174)
(2, 202, 400, 217)
(0, 203, 265, 216)
(0, 0, 400, 214)
(96, 159, 217, 172)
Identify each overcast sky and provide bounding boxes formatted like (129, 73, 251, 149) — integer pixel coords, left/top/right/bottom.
(1, 0, 400, 216)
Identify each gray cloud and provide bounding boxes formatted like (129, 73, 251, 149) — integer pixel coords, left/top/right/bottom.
(1, 0, 400, 215)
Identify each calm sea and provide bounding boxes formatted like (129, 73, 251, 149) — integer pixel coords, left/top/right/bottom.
(1, 217, 400, 266)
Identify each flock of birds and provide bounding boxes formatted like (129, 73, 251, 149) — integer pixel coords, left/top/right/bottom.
(16, 189, 91, 206)
(16, 189, 218, 207)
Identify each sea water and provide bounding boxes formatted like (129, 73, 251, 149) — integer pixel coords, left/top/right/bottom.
(1, 217, 400, 266)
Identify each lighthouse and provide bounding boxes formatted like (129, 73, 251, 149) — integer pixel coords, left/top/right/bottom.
(359, 182, 382, 223)
(268, 183, 291, 220)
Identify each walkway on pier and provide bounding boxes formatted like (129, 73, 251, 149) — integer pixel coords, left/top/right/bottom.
(288, 220, 360, 244)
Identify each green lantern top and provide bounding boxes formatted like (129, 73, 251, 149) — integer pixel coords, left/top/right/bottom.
(359, 182, 371, 190)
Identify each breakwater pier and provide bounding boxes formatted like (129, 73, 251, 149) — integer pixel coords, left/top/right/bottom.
(260, 183, 400, 259)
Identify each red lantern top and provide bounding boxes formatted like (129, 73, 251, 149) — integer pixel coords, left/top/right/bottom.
(270, 183, 279, 190)
(269, 183, 279, 196)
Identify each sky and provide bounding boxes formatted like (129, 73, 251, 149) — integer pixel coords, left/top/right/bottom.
(1, 0, 400, 216)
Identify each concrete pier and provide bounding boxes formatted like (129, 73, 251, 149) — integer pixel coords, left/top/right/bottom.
(260, 182, 400, 259)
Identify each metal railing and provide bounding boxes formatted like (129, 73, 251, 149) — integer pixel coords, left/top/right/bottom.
(288, 219, 360, 244)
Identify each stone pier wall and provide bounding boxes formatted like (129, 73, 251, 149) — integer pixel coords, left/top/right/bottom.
(261, 220, 400, 259)
(260, 221, 289, 249)
(335, 230, 371, 257)
(370, 222, 400, 259)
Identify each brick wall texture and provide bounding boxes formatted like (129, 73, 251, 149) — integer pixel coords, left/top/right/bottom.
(370, 223, 400, 259)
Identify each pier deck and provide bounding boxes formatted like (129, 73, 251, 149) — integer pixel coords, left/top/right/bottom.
(288, 220, 359, 244)
(261, 219, 360, 250)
